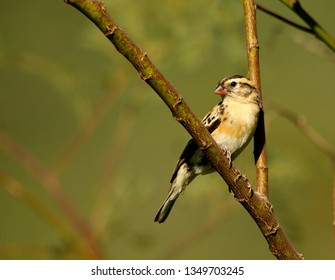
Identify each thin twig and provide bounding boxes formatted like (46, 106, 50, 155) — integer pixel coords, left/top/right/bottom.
(279, 0, 335, 52)
(257, 3, 313, 34)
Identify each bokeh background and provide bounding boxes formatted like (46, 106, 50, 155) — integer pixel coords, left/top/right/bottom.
(0, 0, 334, 259)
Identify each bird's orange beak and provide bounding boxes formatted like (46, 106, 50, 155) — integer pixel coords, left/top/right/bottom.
(214, 85, 227, 95)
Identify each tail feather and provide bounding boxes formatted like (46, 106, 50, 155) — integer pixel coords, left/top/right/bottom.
(155, 162, 195, 223)
(154, 196, 177, 223)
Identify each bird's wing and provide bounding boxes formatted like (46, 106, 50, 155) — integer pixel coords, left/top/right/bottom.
(170, 102, 224, 183)
(201, 101, 223, 134)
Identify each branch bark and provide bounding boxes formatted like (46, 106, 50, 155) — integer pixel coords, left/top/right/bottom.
(64, 0, 303, 259)
(243, 0, 269, 198)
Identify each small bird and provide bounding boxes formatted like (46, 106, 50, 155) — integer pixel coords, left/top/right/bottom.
(154, 75, 261, 223)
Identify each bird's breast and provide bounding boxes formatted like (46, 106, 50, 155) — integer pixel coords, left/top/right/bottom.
(211, 100, 259, 156)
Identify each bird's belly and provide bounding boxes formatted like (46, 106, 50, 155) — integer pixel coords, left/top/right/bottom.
(215, 133, 249, 155)
(212, 120, 256, 158)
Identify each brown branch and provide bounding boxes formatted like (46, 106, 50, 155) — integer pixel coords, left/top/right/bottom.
(65, 0, 303, 259)
(243, 0, 269, 197)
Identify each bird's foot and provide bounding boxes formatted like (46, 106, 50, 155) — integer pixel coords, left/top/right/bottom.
(225, 150, 232, 168)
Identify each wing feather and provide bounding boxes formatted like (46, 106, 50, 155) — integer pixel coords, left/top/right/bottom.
(170, 102, 224, 183)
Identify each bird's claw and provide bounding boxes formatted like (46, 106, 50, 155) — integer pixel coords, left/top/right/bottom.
(225, 150, 232, 168)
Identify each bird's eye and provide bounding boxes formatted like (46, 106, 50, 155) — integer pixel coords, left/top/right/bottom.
(230, 81, 237, 87)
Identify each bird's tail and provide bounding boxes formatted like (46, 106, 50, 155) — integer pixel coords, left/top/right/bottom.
(155, 180, 188, 223)
(154, 187, 181, 223)
(155, 162, 195, 223)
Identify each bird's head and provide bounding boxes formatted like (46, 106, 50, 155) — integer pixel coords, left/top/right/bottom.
(215, 75, 259, 103)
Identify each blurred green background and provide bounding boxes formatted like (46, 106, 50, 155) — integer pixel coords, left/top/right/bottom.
(0, 0, 334, 259)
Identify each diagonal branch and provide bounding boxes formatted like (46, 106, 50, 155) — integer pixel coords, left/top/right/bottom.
(257, 1, 335, 52)
(257, 3, 313, 35)
(279, 0, 335, 52)
(64, 0, 303, 259)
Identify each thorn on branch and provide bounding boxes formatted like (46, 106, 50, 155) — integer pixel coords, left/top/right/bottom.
(172, 96, 183, 111)
(265, 224, 279, 237)
(248, 43, 260, 52)
(233, 173, 242, 184)
(172, 113, 184, 124)
(199, 140, 212, 151)
(138, 51, 149, 70)
(244, 178, 254, 198)
(258, 164, 268, 172)
(140, 73, 153, 81)
(225, 150, 232, 167)
(232, 170, 253, 197)
(105, 26, 118, 38)
(140, 52, 148, 62)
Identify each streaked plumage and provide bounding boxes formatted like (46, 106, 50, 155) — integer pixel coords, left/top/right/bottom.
(155, 75, 261, 223)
